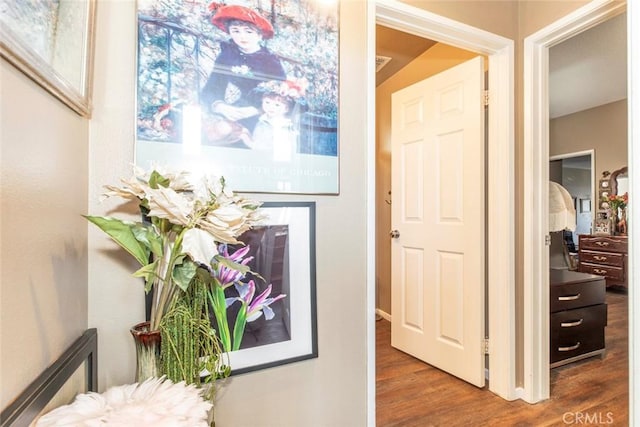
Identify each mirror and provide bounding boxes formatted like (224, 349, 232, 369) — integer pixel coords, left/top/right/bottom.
(610, 166, 628, 196)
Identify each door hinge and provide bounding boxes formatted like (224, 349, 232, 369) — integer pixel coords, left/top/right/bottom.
(545, 234, 552, 246)
(483, 338, 489, 355)
(483, 90, 489, 106)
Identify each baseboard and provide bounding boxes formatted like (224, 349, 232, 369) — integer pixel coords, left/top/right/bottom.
(376, 309, 391, 321)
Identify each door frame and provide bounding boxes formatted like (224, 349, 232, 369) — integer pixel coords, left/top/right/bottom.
(523, 0, 627, 404)
(367, 1, 516, 421)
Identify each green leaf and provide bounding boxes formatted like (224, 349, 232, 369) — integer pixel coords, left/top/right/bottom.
(208, 283, 232, 352)
(132, 260, 159, 292)
(149, 170, 170, 189)
(173, 260, 197, 291)
(215, 255, 251, 276)
(84, 215, 149, 266)
(132, 225, 163, 258)
(232, 304, 248, 351)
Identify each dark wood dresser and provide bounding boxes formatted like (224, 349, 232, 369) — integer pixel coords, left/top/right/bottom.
(578, 235, 628, 288)
(550, 269, 607, 368)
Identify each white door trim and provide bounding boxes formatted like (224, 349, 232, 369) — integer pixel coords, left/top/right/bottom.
(367, 1, 516, 423)
(522, 0, 626, 404)
(628, 3, 639, 422)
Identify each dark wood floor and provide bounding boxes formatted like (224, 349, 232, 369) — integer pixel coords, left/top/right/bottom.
(376, 290, 628, 426)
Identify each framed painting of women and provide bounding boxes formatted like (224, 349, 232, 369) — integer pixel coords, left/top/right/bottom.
(135, 0, 339, 194)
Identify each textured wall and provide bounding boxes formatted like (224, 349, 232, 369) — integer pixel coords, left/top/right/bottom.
(0, 60, 88, 408)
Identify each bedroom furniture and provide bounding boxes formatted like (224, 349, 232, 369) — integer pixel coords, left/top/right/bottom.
(550, 269, 606, 368)
(609, 166, 628, 197)
(578, 234, 628, 288)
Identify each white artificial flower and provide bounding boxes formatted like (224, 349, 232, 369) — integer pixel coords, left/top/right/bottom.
(192, 173, 224, 202)
(146, 187, 194, 226)
(136, 164, 193, 192)
(182, 228, 218, 266)
(101, 175, 149, 201)
(212, 204, 246, 226)
(197, 214, 241, 244)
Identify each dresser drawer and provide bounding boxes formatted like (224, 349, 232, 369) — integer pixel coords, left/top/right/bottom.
(550, 277, 606, 312)
(579, 262, 625, 282)
(579, 250, 624, 267)
(579, 236, 627, 253)
(550, 304, 607, 364)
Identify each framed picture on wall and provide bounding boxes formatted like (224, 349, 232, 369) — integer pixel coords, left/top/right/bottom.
(134, 0, 339, 194)
(219, 202, 318, 374)
(0, 0, 97, 117)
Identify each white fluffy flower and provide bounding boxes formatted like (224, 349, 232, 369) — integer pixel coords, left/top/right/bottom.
(35, 377, 212, 426)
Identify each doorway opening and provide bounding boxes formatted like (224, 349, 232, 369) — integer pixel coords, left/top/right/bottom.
(367, 2, 515, 422)
(523, 0, 628, 404)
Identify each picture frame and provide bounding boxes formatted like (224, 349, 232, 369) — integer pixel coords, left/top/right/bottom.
(594, 211, 612, 235)
(0, 0, 97, 117)
(580, 198, 591, 213)
(134, 1, 339, 194)
(224, 201, 317, 374)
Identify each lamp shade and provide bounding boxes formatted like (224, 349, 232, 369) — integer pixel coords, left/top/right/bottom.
(549, 181, 576, 232)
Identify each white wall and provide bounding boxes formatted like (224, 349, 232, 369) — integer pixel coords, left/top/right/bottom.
(0, 60, 88, 407)
(88, 1, 369, 425)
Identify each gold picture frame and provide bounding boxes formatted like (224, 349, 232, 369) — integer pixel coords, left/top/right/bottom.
(0, 1, 97, 117)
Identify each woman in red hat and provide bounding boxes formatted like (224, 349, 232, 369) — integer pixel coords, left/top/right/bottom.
(200, 4, 286, 142)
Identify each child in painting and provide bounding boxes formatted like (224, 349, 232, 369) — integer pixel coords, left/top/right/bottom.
(244, 80, 306, 161)
(200, 4, 286, 144)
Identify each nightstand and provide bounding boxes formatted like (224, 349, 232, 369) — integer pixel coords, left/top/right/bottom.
(550, 269, 607, 368)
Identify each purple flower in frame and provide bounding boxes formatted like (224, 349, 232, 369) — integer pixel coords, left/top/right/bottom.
(234, 280, 286, 322)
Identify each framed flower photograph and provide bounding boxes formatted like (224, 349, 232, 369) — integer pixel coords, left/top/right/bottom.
(134, 0, 339, 194)
(0, 0, 96, 117)
(221, 201, 317, 374)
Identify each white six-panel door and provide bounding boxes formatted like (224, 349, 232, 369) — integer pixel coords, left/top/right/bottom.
(390, 56, 486, 387)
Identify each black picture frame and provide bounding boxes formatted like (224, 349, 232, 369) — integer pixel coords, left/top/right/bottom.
(226, 201, 317, 374)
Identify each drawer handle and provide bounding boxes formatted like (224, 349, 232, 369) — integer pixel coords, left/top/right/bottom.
(558, 342, 581, 352)
(593, 268, 608, 275)
(594, 255, 608, 261)
(595, 241, 610, 247)
(561, 319, 584, 328)
(558, 293, 581, 301)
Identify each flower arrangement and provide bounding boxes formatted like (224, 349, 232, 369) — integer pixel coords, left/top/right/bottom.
(605, 192, 628, 214)
(85, 165, 283, 400)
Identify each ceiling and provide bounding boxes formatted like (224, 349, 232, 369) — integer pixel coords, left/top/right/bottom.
(549, 13, 627, 119)
(375, 25, 436, 87)
(376, 12, 627, 118)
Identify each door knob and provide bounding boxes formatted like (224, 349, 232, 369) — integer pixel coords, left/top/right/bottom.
(390, 229, 400, 239)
